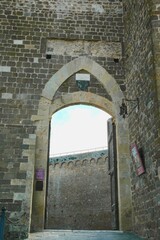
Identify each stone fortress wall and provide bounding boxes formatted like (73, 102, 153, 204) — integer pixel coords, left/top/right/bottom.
(0, 0, 160, 239)
(0, 1, 123, 238)
(46, 150, 111, 230)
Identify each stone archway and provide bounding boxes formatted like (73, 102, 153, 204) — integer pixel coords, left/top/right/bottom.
(49, 92, 114, 117)
(31, 57, 132, 232)
(42, 56, 123, 103)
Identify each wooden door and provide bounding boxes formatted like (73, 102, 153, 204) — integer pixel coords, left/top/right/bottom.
(107, 118, 119, 230)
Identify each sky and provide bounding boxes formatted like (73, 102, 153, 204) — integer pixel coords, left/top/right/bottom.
(49, 105, 111, 156)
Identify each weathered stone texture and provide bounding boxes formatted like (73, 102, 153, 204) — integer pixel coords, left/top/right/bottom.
(0, 0, 124, 124)
(0, 0, 124, 238)
(151, 1, 160, 112)
(54, 71, 112, 101)
(0, 126, 36, 239)
(0, 0, 159, 239)
(46, 151, 111, 230)
(123, 0, 160, 239)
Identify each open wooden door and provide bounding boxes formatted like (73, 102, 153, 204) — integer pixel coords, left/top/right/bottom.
(107, 118, 119, 230)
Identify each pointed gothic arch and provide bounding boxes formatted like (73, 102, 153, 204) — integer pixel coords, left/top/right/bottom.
(31, 57, 133, 233)
(42, 56, 123, 106)
(49, 92, 114, 118)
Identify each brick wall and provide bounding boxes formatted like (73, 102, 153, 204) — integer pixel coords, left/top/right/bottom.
(151, 1, 160, 112)
(0, 0, 123, 238)
(46, 150, 111, 230)
(1, 0, 159, 239)
(0, 0, 125, 125)
(123, 1, 160, 239)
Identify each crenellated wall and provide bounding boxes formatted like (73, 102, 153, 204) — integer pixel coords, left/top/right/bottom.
(46, 150, 111, 230)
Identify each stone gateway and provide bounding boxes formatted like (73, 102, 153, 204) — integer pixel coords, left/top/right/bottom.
(0, 0, 160, 239)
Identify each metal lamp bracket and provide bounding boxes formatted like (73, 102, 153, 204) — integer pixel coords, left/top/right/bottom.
(120, 97, 139, 118)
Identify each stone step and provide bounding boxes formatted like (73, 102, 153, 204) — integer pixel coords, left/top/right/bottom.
(25, 230, 143, 240)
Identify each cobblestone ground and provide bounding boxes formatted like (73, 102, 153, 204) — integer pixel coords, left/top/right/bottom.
(26, 230, 143, 240)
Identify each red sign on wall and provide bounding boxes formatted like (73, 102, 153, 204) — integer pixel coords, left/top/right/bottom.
(130, 143, 145, 176)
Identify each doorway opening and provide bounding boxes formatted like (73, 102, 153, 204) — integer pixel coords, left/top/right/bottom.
(49, 104, 111, 156)
(45, 104, 119, 230)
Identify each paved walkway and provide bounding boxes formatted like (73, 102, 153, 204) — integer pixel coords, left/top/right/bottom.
(26, 230, 143, 240)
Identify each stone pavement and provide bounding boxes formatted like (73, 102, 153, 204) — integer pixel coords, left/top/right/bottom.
(26, 230, 143, 240)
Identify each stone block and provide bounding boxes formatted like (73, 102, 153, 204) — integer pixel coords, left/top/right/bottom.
(13, 40, 23, 45)
(11, 179, 26, 186)
(2, 93, 13, 99)
(0, 66, 11, 72)
(13, 193, 25, 201)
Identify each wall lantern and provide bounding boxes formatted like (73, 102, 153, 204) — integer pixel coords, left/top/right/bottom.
(119, 98, 139, 118)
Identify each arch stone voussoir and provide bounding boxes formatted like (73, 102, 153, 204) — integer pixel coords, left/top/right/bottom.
(42, 56, 123, 104)
(49, 92, 114, 118)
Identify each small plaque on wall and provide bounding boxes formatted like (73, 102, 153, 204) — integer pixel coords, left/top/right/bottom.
(130, 143, 145, 176)
(36, 181, 43, 191)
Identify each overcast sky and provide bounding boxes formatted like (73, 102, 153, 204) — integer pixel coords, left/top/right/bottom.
(49, 105, 111, 156)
